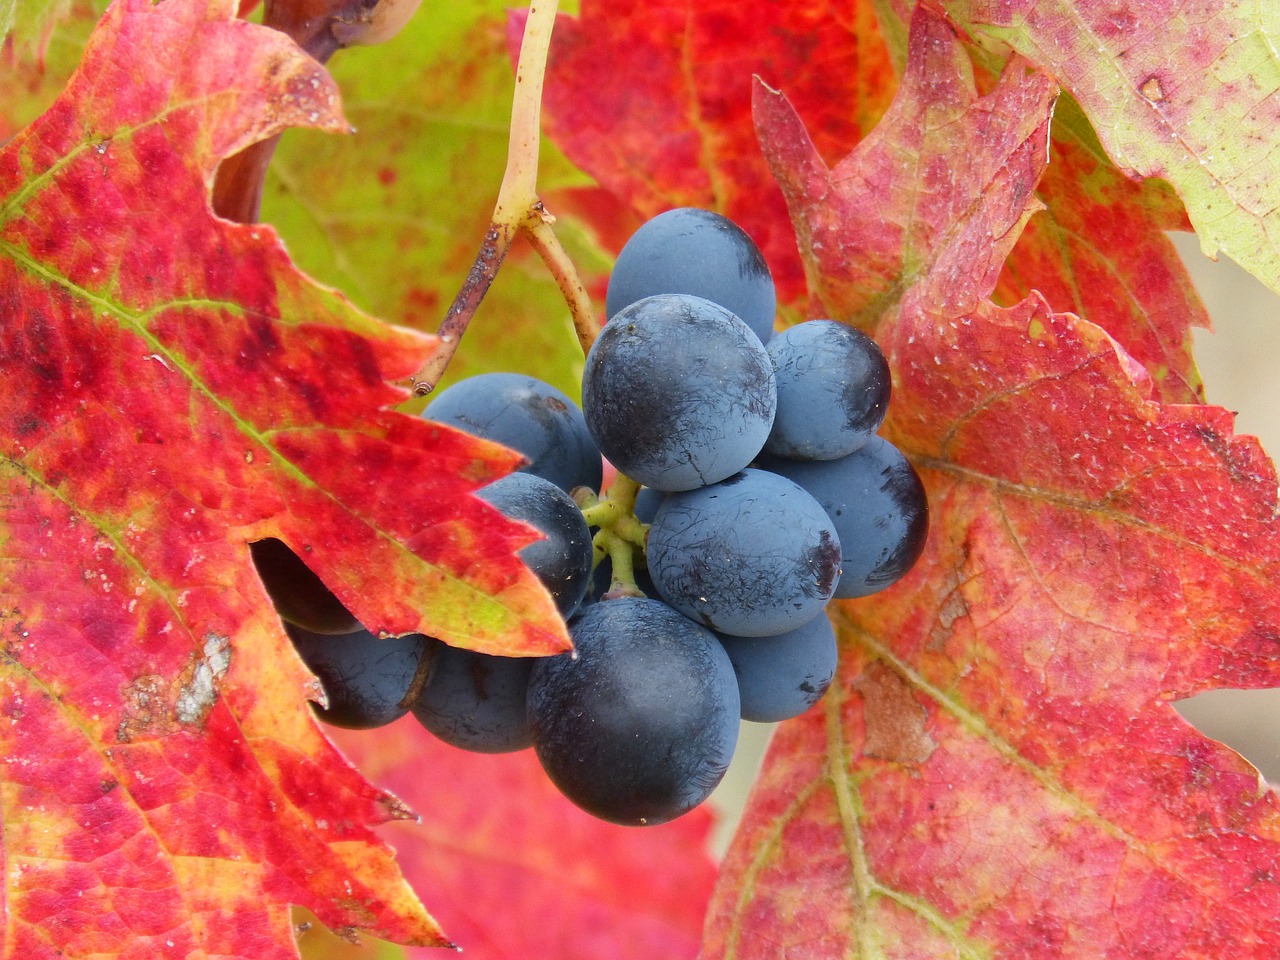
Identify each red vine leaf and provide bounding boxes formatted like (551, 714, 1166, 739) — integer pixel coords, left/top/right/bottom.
(324, 718, 719, 960)
(537, 0, 1213, 405)
(943, 0, 1280, 300)
(529, 0, 897, 311)
(993, 93, 1211, 405)
(0, 0, 569, 956)
(753, 10, 1056, 333)
(703, 7, 1280, 957)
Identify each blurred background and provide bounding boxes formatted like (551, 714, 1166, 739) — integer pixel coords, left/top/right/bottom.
(709, 233, 1280, 854)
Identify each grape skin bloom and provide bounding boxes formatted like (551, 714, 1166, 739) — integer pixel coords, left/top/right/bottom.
(647, 469, 842, 636)
(717, 614, 838, 723)
(762, 436, 929, 598)
(475, 472, 594, 617)
(526, 597, 740, 826)
(582, 294, 776, 492)
(605, 206, 777, 344)
(765, 319, 891, 461)
(423, 371, 603, 494)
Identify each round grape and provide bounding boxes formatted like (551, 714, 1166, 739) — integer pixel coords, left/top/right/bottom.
(475, 472, 593, 616)
(582, 294, 776, 492)
(286, 622, 434, 729)
(765, 320, 891, 461)
(761, 436, 928, 598)
(251, 538, 360, 635)
(717, 614, 838, 723)
(633, 485, 665, 523)
(424, 372, 602, 493)
(527, 597, 740, 826)
(647, 469, 841, 636)
(413, 645, 534, 753)
(606, 207, 777, 344)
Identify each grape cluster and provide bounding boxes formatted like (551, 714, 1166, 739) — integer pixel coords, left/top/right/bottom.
(260, 207, 928, 828)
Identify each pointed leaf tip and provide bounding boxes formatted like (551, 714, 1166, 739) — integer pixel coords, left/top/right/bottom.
(1, 0, 568, 955)
(946, 0, 1280, 299)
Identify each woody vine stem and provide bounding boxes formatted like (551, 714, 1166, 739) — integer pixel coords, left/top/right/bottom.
(410, 0, 599, 395)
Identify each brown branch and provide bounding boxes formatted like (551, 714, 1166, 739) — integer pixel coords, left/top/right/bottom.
(412, 0, 607, 395)
(524, 210, 601, 356)
(410, 222, 519, 394)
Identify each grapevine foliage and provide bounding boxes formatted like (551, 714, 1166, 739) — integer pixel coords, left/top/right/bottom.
(5, 0, 1280, 959)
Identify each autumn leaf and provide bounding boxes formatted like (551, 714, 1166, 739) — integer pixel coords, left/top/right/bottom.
(259, 0, 616, 402)
(943, 0, 1280, 299)
(0, 0, 104, 144)
(857, 0, 1216, 406)
(538, 0, 1217, 407)
(4, 1, 611, 401)
(1, 0, 73, 58)
(993, 92, 1211, 405)
(698, 6, 1280, 957)
(312, 717, 719, 960)
(0, 0, 572, 955)
(529, 0, 897, 313)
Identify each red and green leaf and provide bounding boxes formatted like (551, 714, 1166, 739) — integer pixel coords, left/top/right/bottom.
(530, 0, 897, 313)
(702, 6, 1280, 957)
(260, 0, 615, 402)
(0, 0, 569, 956)
(944, 0, 1280, 299)
(529, 0, 1280, 953)
(994, 93, 1211, 405)
(2, 0, 74, 59)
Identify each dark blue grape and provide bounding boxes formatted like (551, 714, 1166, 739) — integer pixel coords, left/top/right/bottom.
(582, 294, 776, 491)
(717, 615, 837, 723)
(251, 538, 360, 635)
(646, 469, 841, 636)
(412, 645, 534, 753)
(605, 207, 777, 344)
(633, 486, 665, 523)
(285, 623, 434, 729)
(527, 597, 740, 826)
(761, 436, 928, 598)
(765, 320, 890, 461)
(424, 372, 602, 493)
(475, 472, 593, 616)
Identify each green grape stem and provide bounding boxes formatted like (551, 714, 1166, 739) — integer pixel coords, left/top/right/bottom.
(582, 473, 649, 598)
(598, 529, 645, 600)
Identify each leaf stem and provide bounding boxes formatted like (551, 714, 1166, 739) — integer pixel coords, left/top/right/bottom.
(411, 222, 519, 393)
(525, 212, 601, 355)
(412, 0, 602, 395)
(496, 0, 557, 221)
(599, 528, 646, 599)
